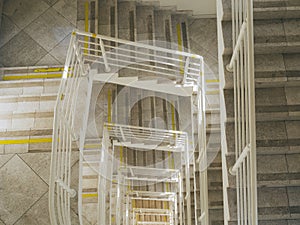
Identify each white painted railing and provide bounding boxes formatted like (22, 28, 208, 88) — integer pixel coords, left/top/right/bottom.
(49, 30, 207, 225)
(226, 0, 258, 224)
(49, 33, 88, 225)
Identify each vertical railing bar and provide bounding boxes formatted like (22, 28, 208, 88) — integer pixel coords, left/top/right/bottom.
(246, 0, 258, 223)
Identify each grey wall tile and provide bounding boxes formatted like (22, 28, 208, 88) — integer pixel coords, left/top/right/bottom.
(0, 31, 47, 66)
(0, 155, 48, 224)
(24, 7, 74, 52)
(3, 0, 49, 29)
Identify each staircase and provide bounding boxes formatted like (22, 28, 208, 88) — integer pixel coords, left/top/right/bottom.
(0, 0, 222, 225)
(218, 0, 300, 224)
(0, 66, 62, 154)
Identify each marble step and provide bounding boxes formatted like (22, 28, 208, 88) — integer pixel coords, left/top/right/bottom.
(0, 94, 56, 114)
(224, 86, 300, 121)
(226, 153, 300, 188)
(227, 186, 300, 221)
(222, 18, 300, 55)
(0, 66, 64, 80)
(0, 78, 60, 96)
(222, 0, 300, 21)
(225, 120, 300, 154)
(223, 52, 300, 89)
(0, 128, 55, 154)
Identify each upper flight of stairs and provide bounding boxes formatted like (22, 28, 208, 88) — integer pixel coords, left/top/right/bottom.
(220, 0, 300, 224)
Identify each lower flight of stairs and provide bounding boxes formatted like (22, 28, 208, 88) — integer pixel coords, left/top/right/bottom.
(0, 66, 62, 154)
(220, 0, 300, 224)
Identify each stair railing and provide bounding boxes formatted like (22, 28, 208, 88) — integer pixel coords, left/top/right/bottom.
(49, 30, 206, 225)
(226, 0, 258, 224)
(49, 33, 89, 225)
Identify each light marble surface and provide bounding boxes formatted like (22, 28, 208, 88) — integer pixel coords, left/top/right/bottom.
(2, 0, 49, 29)
(53, 0, 77, 26)
(0, 155, 48, 224)
(49, 34, 72, 64)
(0, 154, 14, 168)
(19, 152, 52, 184)
(0, 31, 47, 67)
(0, 15, 20, 49)
(24, 7, 73, 52)
(35, 53, 60, 66)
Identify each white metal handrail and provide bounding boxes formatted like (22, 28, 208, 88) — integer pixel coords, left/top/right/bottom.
(73, 30, 202, 85)
(49, 30, 207, 225)
(226, 0, 258, 224)
(49, 33, 88, 225)
(104, 122, 187, 149)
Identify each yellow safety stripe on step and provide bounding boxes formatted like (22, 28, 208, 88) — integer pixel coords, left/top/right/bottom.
(82, 193, 98, 198)
(111, 216, 115, 223)
(132, 199, 136, 208)
(176, 23, 184, 75)
(108, 89, 112, 124)
(3, 73, 63, 80)
(206, 79, 219, 83)
(207, 90, 220, 95)
(84, 1, 89, 54)
(0, 138, 52, 145)
(33, 67, 64, 73)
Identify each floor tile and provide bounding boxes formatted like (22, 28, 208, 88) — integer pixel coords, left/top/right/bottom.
(0, 154, 14, 168)
(0, 15, 20, 48)
(2, 0, 49, 29)
(0, 155, 48, 224)
(14, 191, 83, 225)
(35, 53, 60, 66)
(49, 33, 72, 64)
(24, 7, 74, 52)
(19, 152, 51, 184)
(41, 0, 59, 6)
(53, 0, 77, 25)
(0, 31, 47, 67)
